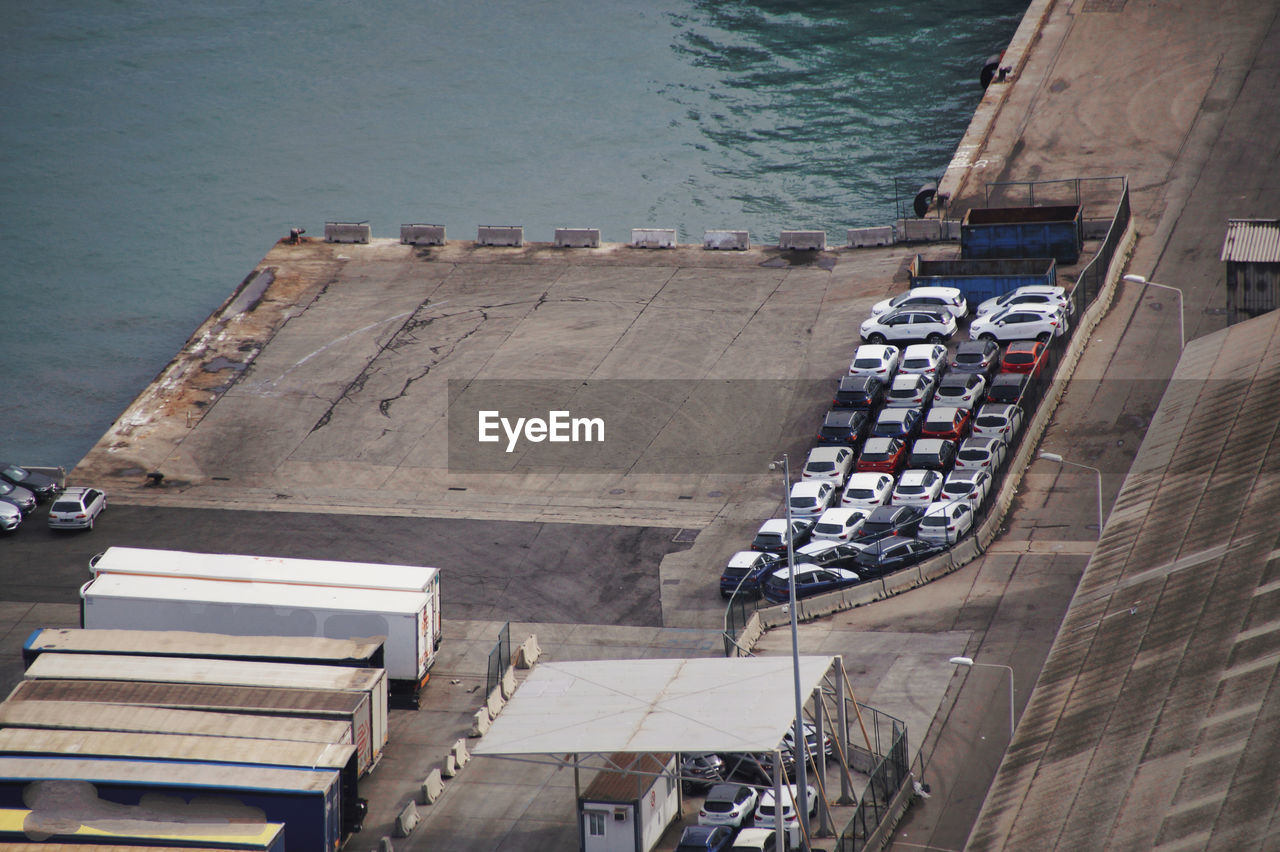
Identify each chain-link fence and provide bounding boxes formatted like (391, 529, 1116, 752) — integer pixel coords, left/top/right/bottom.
(486, 621, 510, 697)
(834, 706, 910, 851)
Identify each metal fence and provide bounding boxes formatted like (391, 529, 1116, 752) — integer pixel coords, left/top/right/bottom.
(835, 707, 910, 852)
(486, 621, 511, 697)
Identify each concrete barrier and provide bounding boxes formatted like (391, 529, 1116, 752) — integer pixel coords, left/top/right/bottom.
(516, 634, 541, 669)
(452, 738, 470, 768)
(500, 666, 517, 700)
(895, 218, 943, 243)
(422, 769, 445, 804)
(631, 228, 677, 248)
(470, 707, 491, 737)
(442, 752, 459, 778)
(400, 224, 446, 246)
(379, 837, 394, 852)
(477, 225, 523, 247)
(396, 801, 420, 836)
(324, 221, 371, 244)
(486, 685, 505, 718)
(942, 219, 962, 240)
(848, 226, 894, 248)
(780, 230, 827, 250)
(555, 227, 601, 248)
(704, 230, 750, 250)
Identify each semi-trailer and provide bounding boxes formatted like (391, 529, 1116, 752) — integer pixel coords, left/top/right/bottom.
(4, 679, 378, 775)
(0, 728, 364, 838)
(22, 627, 385, 672)
(79, 571, 431, 708)
(0, 756, 341, 851)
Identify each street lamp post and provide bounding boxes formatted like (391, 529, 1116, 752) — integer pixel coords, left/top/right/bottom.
(949, 656, 1015, 739)
(1039, 451, 1103, 536)
(1123, 273, 1185, 350)
(770, 453, 810, 850)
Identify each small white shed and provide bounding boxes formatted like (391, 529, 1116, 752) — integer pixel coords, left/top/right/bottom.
(579, 752, 678, 852)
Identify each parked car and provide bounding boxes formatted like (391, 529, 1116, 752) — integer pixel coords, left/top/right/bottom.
(760, 564, 862, 603)
(781, 722, 834, 764)
(940, 469, 994, 512)
(898, 342, 949, 378)
(891, 469, 945, 508)
(883, 373, 936, 410)
(0, 463, 59, 502)
(870, 407, 922, 441)
(699, 783, 760, 829)
(1001, 339, 1049, 376)
(906, 438, 957, 473)
(729, 827, 781, 852)
(788, 480, 836, 520)
(840, 472, 895, 510)
(955, 436, 1008, 472)
(932, 372, 986, 410)
(0, 502, 21, 533)
(792, 540, 865, 570)
(860, 308, 956, 345)
(754, 784, 818, 839)
(0, 481, 37, 516)
(802, 445, 855, 483)
(847, 343, 900, 382)
(681, 752, 726, 792)
(750, 518, 814, 554)
(675, 824, 735, 852)
(984, 372, 1033, 407)
(919, 406, 972, 442)
(811, 507, 870, 543)
(854, 536, 946, 576)
(975, 285, 1070, 317)
(832, 374, 886, 411)
(720, 551, 783, 598)
(858, 504, 921, 541)
(870, 286, 968, 319)
(47, 486, 107, 531)
(856, 437, 909, 475)
(949, 338, 1001, 378)
(971, 403, 1024, 442)
(970, 304, 1068, 343)
(816, 409, 871, 447)
(919, 500, 977, 545)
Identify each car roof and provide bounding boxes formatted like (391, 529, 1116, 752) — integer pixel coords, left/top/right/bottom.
(846, 471, 890, 485)
(1005, 339, 1046, 352)
(862, 436, 899, 451)
(890, 373, 925, 388)
(854, 344, 897, 358)
(898, 469, 934, 484)
(926, 405, 963, 419)
(705, 783, 748, 799)
(990, 372, 1028, 385)
(939, 372, 979, 386)
(808, 445, 848, 459)
(912, 438, 948, 450)
(903, 286, 962, 298)
(902, 343, 943, 356)
(728, 551, 768, 567)
(818, 506, 865, 520)
(925, 500, 966, 515)
(792, 480, 830, 495)
(962, 437, 1001, 448)
(757, 519, 789, 533)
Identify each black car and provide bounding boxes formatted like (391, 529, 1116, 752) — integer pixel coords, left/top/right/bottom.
(793, 540, 865, 569)
(680, 752, 725, 792)
(832, 374, 886, 411)
(858, 505, 922, 542)
(817, 409, 871, 447)
(719, 551, 783, 598)
(985, 372, 1033, 406)
(0, 463, 59, 503)
(950, 339, 1001, 378)
(854, 536, 946, 577)
(675, 825, 734, 852)
(906, 438, 957, 473)
(870, 407, 922, 441)
(750, 518, 815, 554)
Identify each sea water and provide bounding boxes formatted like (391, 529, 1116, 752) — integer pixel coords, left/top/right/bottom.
(0, 0, 1027, 469)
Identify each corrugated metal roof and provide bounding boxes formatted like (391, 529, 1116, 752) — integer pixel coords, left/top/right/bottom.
(1220, 218, 1280, 262)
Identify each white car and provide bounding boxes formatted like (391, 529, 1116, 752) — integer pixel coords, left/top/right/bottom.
(890, 469, 944, 507)
(860, 308, 957, 345)
(933, 372, 986, 409)
(955, 436, 1008, 472)
(940, 469, 993, 512)
(788, 480, 836, 520)
(884, 373, 936, 409)
(811, 507, 870, 542)
(754, 784, 818, 838)
(47, 486, 107, 531)
(801, 445, 855, 484)
(871, 286, 968, 319)
(698, 783, 759, 829)
(969, 304, 1068, 342)
(848, 343, 900, 381)
(975, 285, 1070, 317)
(898, 343, 949, 377)
(972, 403, 1024, 442)
(840, 472, 895, 510)
(919, 499, 976, 545)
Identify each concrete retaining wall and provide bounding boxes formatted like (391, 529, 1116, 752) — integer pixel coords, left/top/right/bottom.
(631, 228, 677, 248)
(400, 224, 446, 246)
(848, 226, 895, 248)
(703, 230, 750, 250)
(780, 230, 827, 250)
(477, 226, 523, 247)
(324, 222, 371, 244)
(555, 228, 601, 248)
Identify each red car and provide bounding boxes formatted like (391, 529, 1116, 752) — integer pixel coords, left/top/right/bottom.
(919, 406, 973, 442)
(1001, 340, 1048, 376)
(856, 437, 908, 474)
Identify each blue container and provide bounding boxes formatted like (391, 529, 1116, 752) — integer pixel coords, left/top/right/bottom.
(961, 205, 1084, 264)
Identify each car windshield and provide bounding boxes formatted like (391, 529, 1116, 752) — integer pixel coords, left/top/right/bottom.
(2, 465, 26, 479)
(887, 388, 917, 400)
(958, 449, 987, 461)
(1006, 352, 1035, 364)
(807, 461, 835, 472)
(814, 522, 843, 534)
(955, 352, 984, 365)
(921, 515, 948, 527)
(51, 500, 80, 512)
(754, 534, 783, 546)
(897, 485, 924, 495)
(703, 800, 734, 813)
(903, 358, 931, 370)
(0, 483, 12, 496)
(845, 488, 874, 499)
(976, 414, 1004, 428)
(853, 357, 882, 369)
(942, 482, 971, 497)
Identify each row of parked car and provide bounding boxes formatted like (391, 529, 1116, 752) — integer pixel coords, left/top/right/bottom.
(720, 285, 1060, 603)
(0, 462, 105, 533)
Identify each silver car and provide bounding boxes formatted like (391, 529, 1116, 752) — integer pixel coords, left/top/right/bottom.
(0, 501, 21, 532)
(0, 480, 37, 516)
(48, 486, 107, 530)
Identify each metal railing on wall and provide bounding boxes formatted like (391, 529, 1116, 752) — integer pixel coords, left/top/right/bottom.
(835, 708, 909, 852)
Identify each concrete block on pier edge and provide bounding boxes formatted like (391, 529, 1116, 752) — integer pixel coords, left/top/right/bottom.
(847, 226, 894, 248)
(780, 230, 826, 250)
(704, 230, 750, 250)
(400, 224, 446, 245)
(941, 219, 962, 240)
(555, 227, 600, 248)
(896, 218, 943, 243)
(631, 228, 677, 248)
(324, 221, 371, 244)
(477, 225, 523, 247)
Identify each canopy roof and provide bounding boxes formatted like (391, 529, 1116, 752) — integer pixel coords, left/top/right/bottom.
(473, 656, 835, 757)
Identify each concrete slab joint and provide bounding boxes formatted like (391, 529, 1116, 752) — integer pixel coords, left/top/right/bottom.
(470, 707, 491, 737)
(396, 801, 421, 836)
(421, 769, 445, 804)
